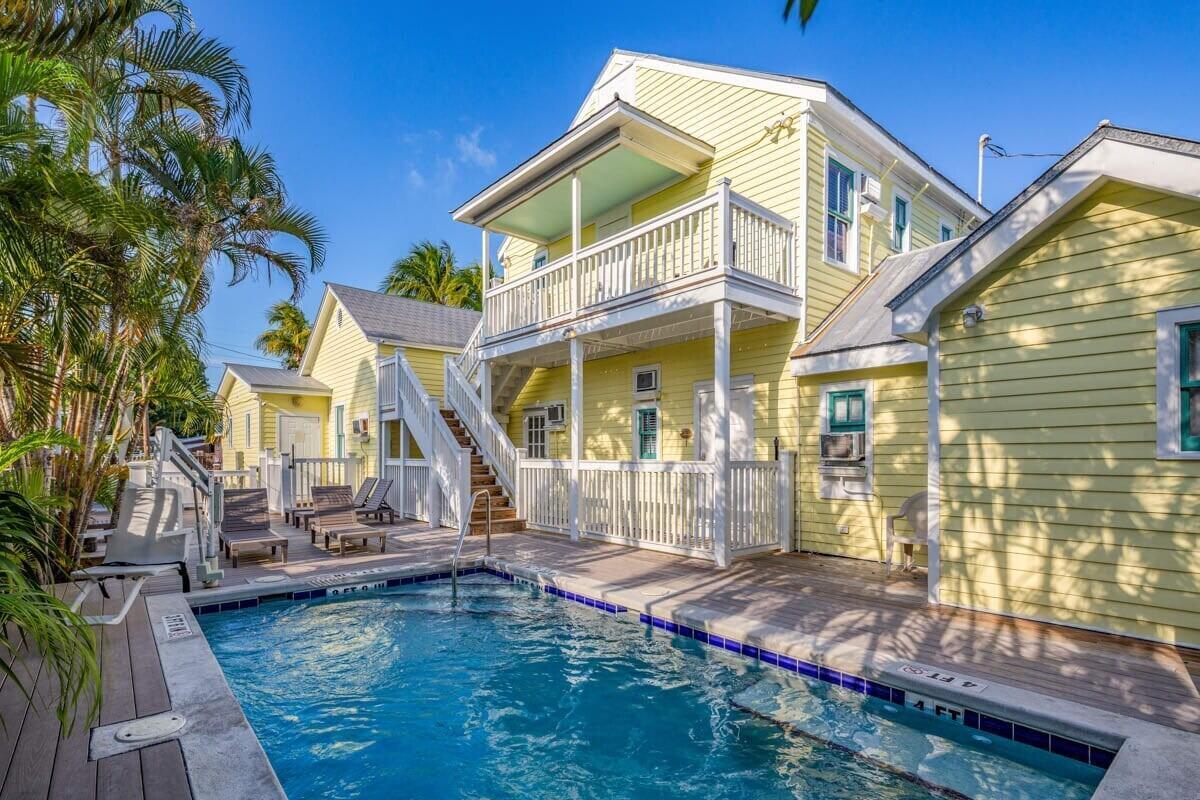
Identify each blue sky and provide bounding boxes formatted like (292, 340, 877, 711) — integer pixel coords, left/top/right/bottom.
(195, 0, 1200, 385)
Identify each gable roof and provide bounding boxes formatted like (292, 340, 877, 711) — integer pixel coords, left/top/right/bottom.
(790, 241, 957, 375)
(576, 49, 988, 220)
(887, 125, 1200, 339)
(218, 363, 330, 397)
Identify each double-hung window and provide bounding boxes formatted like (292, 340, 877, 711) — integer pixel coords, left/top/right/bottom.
(334, 405, 346, 458)
(532, 248, 548, 270)
(828, 389, 866, 433)
(635, 406, 659, 460)
(893, 195, 910, 252)
(244, 413, 251, 447)
(825, 159, 855, 265)
(1182, 322, 1200, 451)
(940, 223, 955, 242)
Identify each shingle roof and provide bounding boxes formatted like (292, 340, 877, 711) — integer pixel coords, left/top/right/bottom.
(794, 239, 960, 359)
(327, 283, 481, 348)
(224, 363, 330, 393)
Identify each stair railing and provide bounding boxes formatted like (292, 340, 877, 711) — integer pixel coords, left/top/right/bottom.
(444, 356, 520, 501)
(455, 320, 484, 385)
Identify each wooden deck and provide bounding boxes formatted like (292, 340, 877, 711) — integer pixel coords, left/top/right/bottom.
(4, 519, 1200, 797)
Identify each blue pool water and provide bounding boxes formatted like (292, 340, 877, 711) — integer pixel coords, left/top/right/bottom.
(200, 575, 1103, 800)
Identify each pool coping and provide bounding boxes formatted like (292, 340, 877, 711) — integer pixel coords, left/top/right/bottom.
(151, 556, 1200, 800)
(482, 556, 1200, 800)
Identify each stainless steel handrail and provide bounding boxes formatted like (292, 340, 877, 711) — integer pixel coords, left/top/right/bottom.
(451, 488, 493, 606)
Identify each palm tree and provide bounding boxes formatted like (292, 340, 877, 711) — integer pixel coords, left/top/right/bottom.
(782, 0, 820, 29)
(256, 301, 311, 369)
(380, 240, 480, 309)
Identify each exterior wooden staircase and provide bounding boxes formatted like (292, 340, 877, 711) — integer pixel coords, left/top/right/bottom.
(439, 409, 525, 535)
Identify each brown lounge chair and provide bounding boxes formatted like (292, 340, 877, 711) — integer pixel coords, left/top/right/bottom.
(356, 478, 395, 524)
(221, 488, 289, 568)
(295, 477, 377, 530)
(311, 484, 388, 556)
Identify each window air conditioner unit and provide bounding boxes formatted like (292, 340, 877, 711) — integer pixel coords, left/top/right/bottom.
(352, 415, 370, 440)
(859, 174, 882, 205)
(544, 402, 566, 430)
(633, 366, 660, 399)
(820, 432, 866, 463)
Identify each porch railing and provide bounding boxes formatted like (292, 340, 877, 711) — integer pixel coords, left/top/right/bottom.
(445, 357, 519, 499)
(483, 183, 795, 340)
(291, 457, 359, 507)
(383, 457, 457, 527)
(378, 357, 397, 413)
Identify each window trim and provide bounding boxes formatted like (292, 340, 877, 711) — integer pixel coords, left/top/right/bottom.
(827, 389, 867, 432)
(334, 404, 346, 459)
(633, 363, 661, 396)
(532, 247, 549, 270)
(823, 150, 860, 272)
(939, 218, 956, 243)
(1155, 303, 1200, 459)
(818, 379, 874, 500)
(633, 402, 660, 460)
(523, 407, 550, 459)
(243, 412, 251, 448)
(892, 188, 913, 253)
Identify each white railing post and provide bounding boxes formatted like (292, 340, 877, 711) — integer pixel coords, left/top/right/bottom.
(717, 177, 732, 270)
(458, 448, 471, 531)
(779, 451, 795, 553)
(571, 171, 582, 312)
(481, 229, 490, 339)
(712, 300, 732, 568)
(398, 418, 409, 520)
(426, 397, 441, 529)
(568, 336, 582, 542)
(514, 447, 525, 519)
(348, 454, 359, 488)
(280, 452, 293, 512)
(480, 360, 492, 413)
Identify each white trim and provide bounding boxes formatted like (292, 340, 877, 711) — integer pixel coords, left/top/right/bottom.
(797, 106, 811, 338)
(823, 147, 861, 274)
(522, 407, 551, 459)
(892, 186, 913, 254)
(692, 375, 755, 461)
(632, 400, 660, 460)
(791, 341, 926, 376)
(332, 403, 346, 460)
(925, 323, 941, 604)
(891, 137, 1200, 339)
(818, 379, 872, 501)
(243, 412, 252, 448)
(1156, 303, 1200, 459)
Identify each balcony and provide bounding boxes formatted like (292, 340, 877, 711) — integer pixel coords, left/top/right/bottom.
(483, 182, 797, 346)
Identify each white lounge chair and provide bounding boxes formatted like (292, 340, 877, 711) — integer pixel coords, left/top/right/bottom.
(70, 487, 193, 625)
(885, 490, 928, 576)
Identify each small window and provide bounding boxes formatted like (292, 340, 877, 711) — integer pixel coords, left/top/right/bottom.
(532, 248, 548, 270)
(825, 158, 855, 265)
(828, 389, 866, 433)
(1182, 322, 1200, 451)
(633, 366, 659, 395)
(636, 407, 658, 460)
(893, 195, 910, 252)
(940, 223, 955, 242)
(244, 413, 251, 447)
(334, 405, 345, 458)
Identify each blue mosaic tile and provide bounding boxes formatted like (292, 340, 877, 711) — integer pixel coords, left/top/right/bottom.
(651, 617, 666, 629)
(759, 650, 779, 666)
(238, 598, 258, 609)
(963, 709, 980, 729)
(639, 613, 651, 624)
(605, 603, 619, 614)
(400, 576, 415, 585)
(1050, 735, 1090, 763)
(842, 674, 866, 694)
(692, 629, 709, 644)
(708, 634, 725, 648)
(866, 680, 892, 700)
(219, 601, 240, 612)
(798, 660, 819, 679)
(197, 603, 220, 615)
(290, 591, 310, 601)
(723, 639, 742, 654)
(818, 666, 842, 685)
(1014, 724, 1050, 751)
(1090, 747, 1116, 769)
(741, 644, 760, 659)
(777, 655, 798, 672)
(386, 577, 402, 587)
(890, 688, 906, 706)
(663, 620, 679, 633)
(979, 714, 1014, 740)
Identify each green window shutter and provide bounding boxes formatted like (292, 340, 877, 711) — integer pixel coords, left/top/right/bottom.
(636, 408, 658, 459)
(1182, 323, 1200, 451)
(828, 389, 866, 433)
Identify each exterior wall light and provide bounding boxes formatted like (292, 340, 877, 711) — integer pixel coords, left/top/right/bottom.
(962, 304, 985, 328)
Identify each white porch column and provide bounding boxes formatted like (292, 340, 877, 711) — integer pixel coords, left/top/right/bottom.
(712, 300, 733, 568)
(926, 323, 941, 604)
(480, 360, 492, 413)
(480, 228, 490, 333)
(568, 335, 583, 541)
(425, 397, 441, 529)
(571, 171, 582, 310)
(717, 177, 732, 268)
(398, 419, 408, 520)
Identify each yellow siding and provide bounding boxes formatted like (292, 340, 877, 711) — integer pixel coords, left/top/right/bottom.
(805, 123, 962, 336)
(796, 363, 928, 560)
(218, 378, 260, 469)
(309, 303, 383, 476)
(506, 322, 801, 461)
(938, 182, 1200, 645)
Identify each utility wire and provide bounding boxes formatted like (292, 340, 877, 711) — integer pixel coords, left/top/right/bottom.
(984, 142, 1063, 159)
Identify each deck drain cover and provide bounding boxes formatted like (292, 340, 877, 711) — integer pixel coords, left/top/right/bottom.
(115, 713, 185, 743)
(252, 575, 287, 584)
(640, 587, 672, 597)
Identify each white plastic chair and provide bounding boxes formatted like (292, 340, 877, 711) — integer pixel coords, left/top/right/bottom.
(70, 487, 193, 625)
(885, 491, 928, 576)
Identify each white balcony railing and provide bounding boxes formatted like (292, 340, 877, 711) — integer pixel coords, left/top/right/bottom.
(484, 183, 795, 340)
(378, 357, 397, 412)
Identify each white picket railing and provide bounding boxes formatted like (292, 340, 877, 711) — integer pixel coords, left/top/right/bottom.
(483, 182, 795, 340)
(261, 454, 284, 513)
(289, 457, 359, 507)
(730, 457, 794, 554)
(517, 460, 571, 533)
(455, 321, 483, 383)
(444, 357, 519, 499)
(213, 468, 259, 490)
(378, 357, 397, 413)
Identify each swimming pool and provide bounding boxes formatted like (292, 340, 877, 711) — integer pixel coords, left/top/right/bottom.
(199, 573, 1104, 800)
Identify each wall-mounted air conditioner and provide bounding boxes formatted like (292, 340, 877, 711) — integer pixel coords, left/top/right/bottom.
(352, 415, 370, 440)
(820, 432, 866, 463)
(859, 174, 882, 204)
(544, 402, 566, 430)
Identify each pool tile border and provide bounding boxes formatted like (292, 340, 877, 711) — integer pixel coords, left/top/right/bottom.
(191, 563, 1117, 770)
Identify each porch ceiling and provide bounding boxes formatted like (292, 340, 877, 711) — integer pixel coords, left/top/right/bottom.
(491, 302, 787, 370)
(452, 100, 714, 243)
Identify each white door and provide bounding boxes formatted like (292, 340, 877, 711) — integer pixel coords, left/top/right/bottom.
(278, 414, 321, 458)
(695, 384, 755, 461)
(524, 412, 548, 459)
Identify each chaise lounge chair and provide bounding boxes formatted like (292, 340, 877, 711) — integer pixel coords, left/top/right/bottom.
(310, 484, 388, 556)
(70, 487, 193, 626)
(355, 478, 395, 524)
(221, 488, 289, 568)
(294, 477, 376, 531)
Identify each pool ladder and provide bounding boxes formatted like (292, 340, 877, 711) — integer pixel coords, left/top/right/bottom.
(451, 489, 493, 606)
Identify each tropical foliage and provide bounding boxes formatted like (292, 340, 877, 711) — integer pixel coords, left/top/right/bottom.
(380, 240, 482, 310)
(0, 0, 324, 729)
(256, 300, 312, 369)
